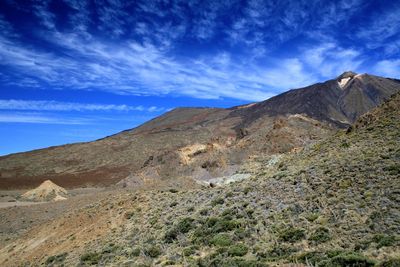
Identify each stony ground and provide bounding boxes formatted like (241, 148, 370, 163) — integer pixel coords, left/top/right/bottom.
(0, 94, 399, 266)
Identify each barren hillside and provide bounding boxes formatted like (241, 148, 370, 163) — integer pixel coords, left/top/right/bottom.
(1, 91, 399, 267)
(0, 72, 399, 190)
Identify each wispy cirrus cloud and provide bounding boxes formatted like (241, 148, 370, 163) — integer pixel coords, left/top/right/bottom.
(301, 43, 363, 77)
(355, 3, 400, 56)
(0, 30, 281, 101)
(373, 59, 400, 78)
(1, 0, 399, 105)
(0, 100, 165, 113)
(0, 112, 90, 125)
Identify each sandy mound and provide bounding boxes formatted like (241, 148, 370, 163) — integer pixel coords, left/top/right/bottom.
(21, 180, 68, 202)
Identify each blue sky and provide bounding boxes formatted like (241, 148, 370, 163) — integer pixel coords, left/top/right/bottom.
(0, 0, 400, 155)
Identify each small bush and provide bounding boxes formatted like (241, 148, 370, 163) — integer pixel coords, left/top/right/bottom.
(341, 142, 350, 148)
(192, 227, 212, 244)
(294, 251, 328, 265)
(305, 212, 319, 222)
(164, 217, 194, 243)
(45, 252, 67, 265)
(164, 228, 179, 243)
(225, 192, 234, 198)
(211, 197, 224, 206)
(130, 247, 141, 257)
(170, 201, 178, 207)
(221, 258, 266, 267)
(199, 209, 208, 216)
(177, 217, 195, 233)
(278, 227, 306, 242)
(210, 233, 233, 247)
(243, 187, 252, 195)
(125, 211, 135, 219)
(328, 252, 375, 267)
(169, 188, 179, 193)
(380, 258, 400, 267)
(80, 252, 101, 265)
(182, 246, 198, 256)
(187, 207, 195, 212)
(384, 164, 400, 175)
(212, 219, 240, 233)
(309, 227, 331, 243)
(101, 243, 119, 254)
(144, 245, 162, 258)
(228, 243, 248, 256)
(197, 254, 266, 267)
(222, 208, 237, 218)
(373, 234, 396, 248)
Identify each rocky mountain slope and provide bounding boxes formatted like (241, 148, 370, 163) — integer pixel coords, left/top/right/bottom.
(0, 72, 399, 189)
(1, 91, 399, 266)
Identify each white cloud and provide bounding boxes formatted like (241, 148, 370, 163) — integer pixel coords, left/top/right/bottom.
(357, 5, 400, 41)
(0, 113, 89, 124)
(302, 43, 363, 78)
(33, 1, 56, 30)
(0, 31, 284, 101)
(356, 4, 400, 55)
(0, 100, 165, 112)
(374, 59, 400, 78)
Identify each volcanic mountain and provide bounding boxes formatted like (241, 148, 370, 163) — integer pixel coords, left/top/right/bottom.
(0, 72, 399, 189)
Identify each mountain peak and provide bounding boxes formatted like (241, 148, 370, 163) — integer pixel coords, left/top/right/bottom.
(337, 71, 358, 80)
(336, 71, 358, 89)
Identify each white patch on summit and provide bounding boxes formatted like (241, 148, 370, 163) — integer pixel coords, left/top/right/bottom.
(338, 77, 351, 89)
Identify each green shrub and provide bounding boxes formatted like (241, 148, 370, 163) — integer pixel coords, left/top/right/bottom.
(80, 252, 101, 265)
(220, 258, 266, 267)
(164, 217, 195, 243)
(228, 244, 249, 256)
(373, 234, 396, 248)
(225, 192, 234, 198)
(197, 255, 266, 267)
(257, 244, 297, 260)
(130, 247, 141, 257)
(243, 187, 252, 195)
(210, 233, 233, 247)
(169, 188, 179, 193)
(222, 208, 237, 218)
(177, 217, 195, 233)
(192, 217, 242, 245)
(379, 258, 400, 267)
(278, 227, 306, 242)
(144, 245, 162, 258)
(125, 211, 135, 219)
(182, 246, 198, 256)
(203, 216, 241, 233)
(328, 252, 375, 267)
(164, 228, 179, 243)
(101, 243, 119, 254)
(211, 197, 224, 206)
(192, 227, 212, 244)
(309, 227, 331, 243)
(45, 252, 67, 265)
(341, 142, 350, 148)
(384, 164, 400, 175)
(305, 212, 319, 222)
(294, 251, 328, 265)
(187, 207, 195, 212)
(199, 209, 208, 216)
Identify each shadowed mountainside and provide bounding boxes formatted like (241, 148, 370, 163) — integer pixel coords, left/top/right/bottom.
(0, 72, 399, 189)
